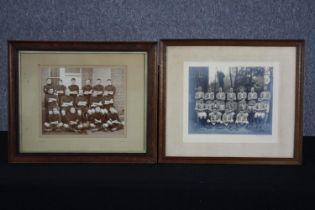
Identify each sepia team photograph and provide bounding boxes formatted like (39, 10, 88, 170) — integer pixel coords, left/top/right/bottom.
(41, 65, 126, 136)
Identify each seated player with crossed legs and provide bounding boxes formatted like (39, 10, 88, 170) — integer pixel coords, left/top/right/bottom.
(44, 107, 63, 132)
(107, 107, 124, 132)
(63, 107, 80, 132)
(101, 108, 111, 131)
(102, 89, 124, 132)
(89, 106, 104, 132)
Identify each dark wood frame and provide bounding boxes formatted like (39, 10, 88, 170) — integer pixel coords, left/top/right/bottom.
(8, 41, 158, 163)
(158, 39, 304, 165)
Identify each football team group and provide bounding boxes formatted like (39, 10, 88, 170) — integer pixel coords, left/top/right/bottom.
(43, 77, 124, 134)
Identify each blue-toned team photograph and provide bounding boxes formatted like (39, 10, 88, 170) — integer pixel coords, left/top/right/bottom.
(189, 65, 273, 135)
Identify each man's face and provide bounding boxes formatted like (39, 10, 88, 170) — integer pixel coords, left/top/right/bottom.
(92, 91, 98, 96)
(70, 107, 76, 113)
(48, 88, 54, 94)
(71, 79, 76, 85)
(95, 107, 100, 112)
(97, 80, 101, 85)
(107, 80, 112, 85)
(230, 88, 233, 92)
(47, 79, 51, 84)
(86, 80, 91, 85)
(251, 87, 254, 92)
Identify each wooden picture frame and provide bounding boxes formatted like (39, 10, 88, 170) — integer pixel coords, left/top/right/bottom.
(159, 39, 304, 165)
(8, 41, 158, 163)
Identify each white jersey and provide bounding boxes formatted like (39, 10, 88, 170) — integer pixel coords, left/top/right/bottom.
(216, 92, 226, 101)
(195, 91, 204, 100)
(204, 92, 215, 100)
(226, 92, 236, 101)
(237, 92, 247, 101)
(248, 92, 257, 100)
(260, 91, 271, 101)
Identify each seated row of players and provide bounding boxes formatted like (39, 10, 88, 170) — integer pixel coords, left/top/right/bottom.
(195, 86, 271, 126)
(43, 78, 123, 132)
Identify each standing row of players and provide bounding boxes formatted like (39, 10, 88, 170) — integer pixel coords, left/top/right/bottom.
(43, 78, 124, 133)
(195, 86, 271, 126)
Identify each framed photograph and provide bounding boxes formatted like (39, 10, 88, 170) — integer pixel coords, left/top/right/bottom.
(8, 41, 157, 163)
(159, 39, 304, 165)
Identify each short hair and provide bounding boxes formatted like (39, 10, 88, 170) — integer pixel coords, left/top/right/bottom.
(86, 79, 91, 82)
(97, 78, 101, 81)
(71, 78, 76, 81)
(107, 79, 112, 81)
(59, 79, 63, 82)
